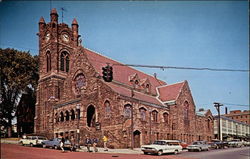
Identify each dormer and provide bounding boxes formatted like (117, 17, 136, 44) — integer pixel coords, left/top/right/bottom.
(128, 73, 140, 88)
(140, 78, 151, 93)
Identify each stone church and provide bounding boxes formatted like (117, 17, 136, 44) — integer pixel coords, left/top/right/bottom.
(34, 9, 214, 148)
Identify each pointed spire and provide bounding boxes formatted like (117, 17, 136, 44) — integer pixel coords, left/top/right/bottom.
(39, 17, 45, 24)
(72, 18, 78, 25)
(50, 8, 58, 14)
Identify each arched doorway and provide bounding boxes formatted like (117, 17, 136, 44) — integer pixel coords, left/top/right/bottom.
(87, 105, 95, 127)
(134, 130, 141, 148)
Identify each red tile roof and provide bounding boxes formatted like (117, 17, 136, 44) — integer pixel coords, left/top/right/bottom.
(157, 81, 185, 102)
(84, 48, 166, 95)
(84, 48, 186, 106)
(105, 82, 164, 106)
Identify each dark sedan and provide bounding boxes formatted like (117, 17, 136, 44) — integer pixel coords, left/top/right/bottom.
(42, 138, 71, 149)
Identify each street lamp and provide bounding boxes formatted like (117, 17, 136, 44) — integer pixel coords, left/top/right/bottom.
(214, 102, 223, 141)
(76, 104, 80, 148)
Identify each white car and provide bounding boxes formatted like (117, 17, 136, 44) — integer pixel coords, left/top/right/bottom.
(19, 135, 47, 147)
(141, 140, 182, 155)
(228, 139, 244, 147)
(187, 141, 209, 152)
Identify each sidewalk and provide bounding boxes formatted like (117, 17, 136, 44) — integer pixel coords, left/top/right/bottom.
(1, 138, 19, 144)
(78, 146, 142, 154)
(1, 138, 143, 154)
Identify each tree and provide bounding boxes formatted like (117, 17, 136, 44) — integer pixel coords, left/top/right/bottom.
(0, 48, 38, 137)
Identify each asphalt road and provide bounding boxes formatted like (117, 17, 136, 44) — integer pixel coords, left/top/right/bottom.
(1, 143, 249, 159)
(179, 147, 250, 159)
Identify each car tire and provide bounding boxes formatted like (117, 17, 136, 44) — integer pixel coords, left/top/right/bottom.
(188, 149, 192, 152)
(30, 143, 33, 147)
(143, 152, 148, 155)
(54, 145, 58, 150)
(158, 150, 163, 156)
(174, 150, 178, 155)
(198, 148, 202, 152)
(42, 144, 46, 148)
(19, 141, 24, 146)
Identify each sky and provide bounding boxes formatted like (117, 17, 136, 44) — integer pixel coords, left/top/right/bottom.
(0, 1, 249, 115)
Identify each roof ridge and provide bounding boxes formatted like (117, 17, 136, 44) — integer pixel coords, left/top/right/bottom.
(156, 80, 185, 89)
(174, 80, 186, 101)
(85, 47, 167, 85)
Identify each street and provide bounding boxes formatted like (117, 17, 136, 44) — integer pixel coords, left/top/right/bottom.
(178, 147, 250, 159)
(1, 144, 250, 159)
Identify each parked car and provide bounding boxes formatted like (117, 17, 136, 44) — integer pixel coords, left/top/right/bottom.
(243, 141, 250, 147)
(228, 139, 244, 148)
(178, 140, 189, 149)
(19, 135, 47, 147)
(41, 138, 71, 149)
(209, 139, 228, 149)
(141, 140, 182, 156)
(187, 141, 209, 152)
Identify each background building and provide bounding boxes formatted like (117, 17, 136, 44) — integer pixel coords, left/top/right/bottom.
(35, 9, 214, 148)
(223, 110, 250, 125)
(214, 115, 250, 141)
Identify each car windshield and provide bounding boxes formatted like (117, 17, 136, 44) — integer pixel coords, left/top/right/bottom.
(192, 142, 200, 145)
(153, 141, 166, 145)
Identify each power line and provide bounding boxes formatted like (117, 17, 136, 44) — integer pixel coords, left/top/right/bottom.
(221, 103, 249, 107)
(113, 63, 249, 73)
(1, 44, 249, 73)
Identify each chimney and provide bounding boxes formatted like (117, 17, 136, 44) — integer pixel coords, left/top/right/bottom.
(153, 73, 157, 79)
(225, 107, 228, 114)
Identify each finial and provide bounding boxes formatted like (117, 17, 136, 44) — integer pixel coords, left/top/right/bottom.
(72, 18, 78, 25)
(50, 8, 58, 14)
(39, 17, 45, 23)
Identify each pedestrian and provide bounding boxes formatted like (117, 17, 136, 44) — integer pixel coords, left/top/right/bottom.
(85, 136, 92, 152)
(70, 136, 76, 152)
(60, 136, 65, 152)
(92, 137, 98, 152)
(103, 135, 108, 151)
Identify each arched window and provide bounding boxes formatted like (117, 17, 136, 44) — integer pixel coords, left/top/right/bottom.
(60, 53, 65, 71)
(74, 73, 86, 94)
(104, 100, 111, 118)
(207, 119, 210, 129)
(66, 56, 69, 72)
(71, 109, 75, 120)
(163, 112, 169, 124)
(65, 111, 70, 121)
(60, 112, 64, 122)
(183, 101, 189, 122)
(60, 51, 70, 72)
(46, 51, 51, 72)
(124, 104, 132, 118)
(139, 107, 146, 121)
(152, 110, 158, 122)
(55, 113, 58, 123)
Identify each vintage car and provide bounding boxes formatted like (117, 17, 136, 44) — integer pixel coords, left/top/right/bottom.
(187, 141, 209, 152)
(19, 135, 47, 147)
(141, 140, 182, 156)
(178, 140, 189, 149)
(209, 139, 228, 149)
(41, 138, 71, 149)
(228, 139, 244, 148)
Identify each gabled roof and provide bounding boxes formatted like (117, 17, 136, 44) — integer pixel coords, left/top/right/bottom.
(84, 48, 166, 95)
(157, 81, 185, 102)
(105, 82, 164, 107)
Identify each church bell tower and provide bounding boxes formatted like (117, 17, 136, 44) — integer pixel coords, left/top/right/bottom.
(34, 8, 80, 137)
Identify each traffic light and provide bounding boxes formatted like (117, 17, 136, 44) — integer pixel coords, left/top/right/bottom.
(102, 65, 113, 82)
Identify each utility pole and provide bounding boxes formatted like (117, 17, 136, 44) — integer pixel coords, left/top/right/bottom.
(214, 102, 223, 141)
(76, 104, 80, 148)
(130, 89, 134, 149)
(149, 110, 152, 144)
